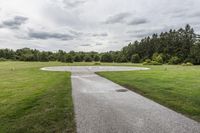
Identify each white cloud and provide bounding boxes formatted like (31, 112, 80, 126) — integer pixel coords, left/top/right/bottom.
(0, 0, 200, 52)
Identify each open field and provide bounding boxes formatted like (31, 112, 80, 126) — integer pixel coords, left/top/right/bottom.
(0, 61, 139, 132)
(98, 65, 200, 122)
(0, 61, 75, 133)
(0, 61, 199, 133)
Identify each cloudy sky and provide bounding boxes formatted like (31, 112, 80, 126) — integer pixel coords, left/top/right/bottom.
(0, 0, 200, 52)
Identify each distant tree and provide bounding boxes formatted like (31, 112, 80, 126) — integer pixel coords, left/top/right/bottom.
(69, 51, 76, 56)
(84, 55, 93, 62)
(115, 54, 128, 63)
(131, 54, 140, 63)
(39, 52, 49, 62)
(65, 54, 73, 63)
(74, 55, 82, 62)
(16, 48, 34, 61)
(57, 50, 66, 62)
(93, 55, 100, 62)
(0, 24, 199, 65)
(100, 53, 113, 62)
(190, 40, 200, 64)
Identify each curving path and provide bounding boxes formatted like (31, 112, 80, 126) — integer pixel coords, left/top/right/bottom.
(42, 66, 200, 133)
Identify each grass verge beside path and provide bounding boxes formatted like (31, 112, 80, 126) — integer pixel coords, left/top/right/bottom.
(97, 65, 200, 122)
(0, 61, 75, 133)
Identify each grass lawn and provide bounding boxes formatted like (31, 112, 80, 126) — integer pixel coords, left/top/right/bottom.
(0, 61, 75, 133)
(1, 61, 199, 132)
(97, 65, 200, 122)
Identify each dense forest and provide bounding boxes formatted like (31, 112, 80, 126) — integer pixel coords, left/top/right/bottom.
(0, 24, 200, 65)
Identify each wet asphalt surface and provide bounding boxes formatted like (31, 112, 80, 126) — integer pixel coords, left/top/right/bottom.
(42, 66, 200, 133)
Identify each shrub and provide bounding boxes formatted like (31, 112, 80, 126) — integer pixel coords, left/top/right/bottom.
(131, 54, 140, 63)
(182, 62, 194, 66)
(145, 59, 151, 63)
(183, 58, 192, 63)
(142, 62, 149, 65)
(152, 53, 163, 64)
(150, 61, 162, 65)
(168, 56, 181, 64)
(143, 60, 162, 65)
(94, 62, 101, 65)
(0, 57, 7, 61)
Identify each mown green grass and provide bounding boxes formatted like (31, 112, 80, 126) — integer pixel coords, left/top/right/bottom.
(1, 61, 199, 132)
(98, 65, 200, 122)
(0, 61, 75, 133)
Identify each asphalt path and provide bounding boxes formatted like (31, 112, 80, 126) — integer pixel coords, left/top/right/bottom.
(42, 66, 200, 133)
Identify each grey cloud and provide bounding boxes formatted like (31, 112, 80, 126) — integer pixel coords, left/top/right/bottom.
(128, 18, 148, 25)
(92, 33, 108, 37)
(80, 44, 91, 46)
(170, 10, 189, 18)
(69, 30, 83, 36)
(128, 27, 171, 38)
(125, 40, 132, 42)
(171, 13, 187, 18)
(96, 43, 103, 45)
(104, 12, 131, 24)
(63, 0, 86, 8)
(131, 32, 154, 38)
(109, 41, 119, 44)
(1, 16, 28, 29)
(28, 31, 74, 40)
(188, 12, 200, 18)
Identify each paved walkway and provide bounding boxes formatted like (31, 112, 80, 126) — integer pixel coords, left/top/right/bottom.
(42, 66, 200, 133)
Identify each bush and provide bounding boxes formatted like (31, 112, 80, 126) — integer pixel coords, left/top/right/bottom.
(0, 57, 7, 61)
(142, 62, 149, 65)
(94, 62, 101, 65)
(168, 56, 181, 64)
(145, 59, 151, 63)
(131, 54, 140, 63)
(183, 58, 192, 63)
(143, 60, 162, 65)
(182, 62, 193, 66)
(152, 53, 163, 64)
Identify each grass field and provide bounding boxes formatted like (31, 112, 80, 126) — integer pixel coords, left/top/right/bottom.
(0, 61, 199, 132)
(0, 61, 75, 133)
(98, 65, 200, 122)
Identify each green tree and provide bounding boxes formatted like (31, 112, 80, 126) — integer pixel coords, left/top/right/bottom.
(39, 52, 49, 62)
(65, 54, 73, 63)
(131, 54, 140, 63)
(190, 40, 200, 64)
(74, 55, 82, 62)
(100, 53, 113, 62)
(94, 55, 100, 62)
(84, 55, 93, 62)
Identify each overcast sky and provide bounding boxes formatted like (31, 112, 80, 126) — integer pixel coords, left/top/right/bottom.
(0, 0, 200, 52)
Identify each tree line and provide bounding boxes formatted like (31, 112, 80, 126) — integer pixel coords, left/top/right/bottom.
(0, 24, 200, 65)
